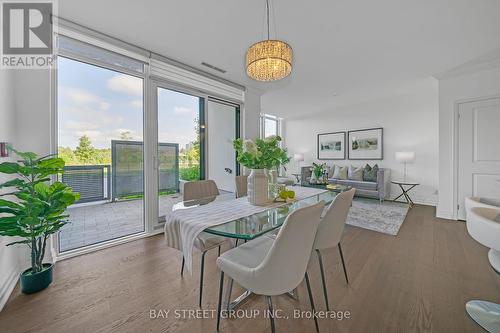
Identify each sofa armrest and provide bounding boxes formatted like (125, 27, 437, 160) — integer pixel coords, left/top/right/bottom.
(301, 166, 312, 186)
(377, 168, 391, 199)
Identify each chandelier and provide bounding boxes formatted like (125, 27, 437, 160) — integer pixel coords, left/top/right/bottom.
(246, 0, 293, 81)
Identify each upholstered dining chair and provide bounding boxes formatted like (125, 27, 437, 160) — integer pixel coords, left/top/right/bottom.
(216, 201, 326, 333)
(235, 175, 248, 198)
(181, 179, 226, 307)
(183, 179, 220, 201)
(313, 188, 355, 311)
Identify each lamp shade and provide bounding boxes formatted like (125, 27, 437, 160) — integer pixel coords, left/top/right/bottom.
(293, 153, 304, 162)
(395, 151, 415, 163)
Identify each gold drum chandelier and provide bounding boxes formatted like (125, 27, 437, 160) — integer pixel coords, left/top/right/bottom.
(246, 0, 292, 81)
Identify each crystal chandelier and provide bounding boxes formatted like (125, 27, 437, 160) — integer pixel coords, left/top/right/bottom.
(246, 0, 293, 81)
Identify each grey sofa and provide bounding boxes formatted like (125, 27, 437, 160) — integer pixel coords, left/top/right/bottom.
(300, 166, 391, 202)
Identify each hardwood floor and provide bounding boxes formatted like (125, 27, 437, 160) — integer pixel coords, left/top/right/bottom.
(0, 205, 498, 332)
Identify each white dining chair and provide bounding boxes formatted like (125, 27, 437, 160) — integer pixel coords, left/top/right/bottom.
(235, 175, 248, 198)
(215, 201, 326, 333)
(181, 179, 227, 307)
(313, 188, 355, 311)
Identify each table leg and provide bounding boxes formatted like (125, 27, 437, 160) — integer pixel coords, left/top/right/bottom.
(393, 184, 417, 208)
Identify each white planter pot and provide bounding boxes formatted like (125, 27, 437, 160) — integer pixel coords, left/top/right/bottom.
(247, 169, 270, 206)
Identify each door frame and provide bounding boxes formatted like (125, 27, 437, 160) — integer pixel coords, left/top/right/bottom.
(207, 97, 241, 178)
(453, 93, 500, 220)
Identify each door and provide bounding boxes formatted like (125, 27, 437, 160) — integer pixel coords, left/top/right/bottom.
(207, 99, 240, 192)
(457, 96, 500, 220)
(155, 85, 203, 223)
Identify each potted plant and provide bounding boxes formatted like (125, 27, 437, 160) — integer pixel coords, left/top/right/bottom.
(0, 147, 79, 294)
(233, 136, 289, 205)
(310, 162, 326, 184)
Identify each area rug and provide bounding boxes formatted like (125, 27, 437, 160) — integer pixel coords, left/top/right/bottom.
(346, 198, 409, 236)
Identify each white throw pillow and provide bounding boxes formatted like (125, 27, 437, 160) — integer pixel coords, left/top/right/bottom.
(348, 166, 363, 181)
(332, 165, 348, 180)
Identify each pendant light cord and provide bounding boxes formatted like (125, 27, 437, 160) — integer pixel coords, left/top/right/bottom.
(266, 0, 270, 40)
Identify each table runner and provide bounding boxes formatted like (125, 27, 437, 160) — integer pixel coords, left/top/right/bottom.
(164, 186, 326, 273)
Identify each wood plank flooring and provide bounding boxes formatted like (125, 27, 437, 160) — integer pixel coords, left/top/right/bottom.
(0, 205, 498, 332)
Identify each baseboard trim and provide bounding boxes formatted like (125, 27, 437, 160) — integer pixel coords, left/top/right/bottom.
(0, 268, 19, 312)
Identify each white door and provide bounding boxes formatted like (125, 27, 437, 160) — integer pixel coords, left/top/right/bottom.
(458, 96, 500, 220)
(207, 99, 238, 192)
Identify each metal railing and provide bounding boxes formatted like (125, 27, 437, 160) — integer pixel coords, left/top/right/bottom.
(62, 165, 111, 203)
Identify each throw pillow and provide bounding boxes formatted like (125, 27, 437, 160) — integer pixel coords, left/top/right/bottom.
(348, 166, 363, 181)
(363, 164, 379, 182)
(332, 165, 348, 180)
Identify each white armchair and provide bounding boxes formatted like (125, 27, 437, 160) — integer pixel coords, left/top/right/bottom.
(464, 197, 500, 333)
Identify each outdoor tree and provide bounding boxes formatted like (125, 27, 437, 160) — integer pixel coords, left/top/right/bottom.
(120, 131, 133, 140)
(75, 135, 96, 165)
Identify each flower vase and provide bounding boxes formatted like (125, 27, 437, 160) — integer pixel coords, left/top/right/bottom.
(247, 169, 270, 205)
(268, 169, 278, 199)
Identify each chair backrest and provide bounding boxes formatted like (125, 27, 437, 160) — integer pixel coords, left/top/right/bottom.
(183, 180, 220, 201)
(314, 188, 355, 250)
(235, 175, 248, 198)
(254, 200, 325, 295)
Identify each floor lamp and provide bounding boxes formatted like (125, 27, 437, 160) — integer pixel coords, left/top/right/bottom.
(395, 152, 415, 182)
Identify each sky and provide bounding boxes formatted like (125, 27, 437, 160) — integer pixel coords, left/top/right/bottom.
(58, 56, 199, 150)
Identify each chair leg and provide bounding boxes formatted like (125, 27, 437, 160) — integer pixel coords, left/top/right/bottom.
(218, 245, 221, 257)
(216, 271, 224, 332)
(199, 251, 207, 307)
(180, 256, 185, 276)
(226, 278, 234, 311)
(305, 272, 320, 332)
(316, 249, 330, 311)
(266, 296, 276, 333)
(338, 243, 349, 284)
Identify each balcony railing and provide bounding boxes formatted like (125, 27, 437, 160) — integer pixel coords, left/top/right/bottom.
(62, 140, 179, 204)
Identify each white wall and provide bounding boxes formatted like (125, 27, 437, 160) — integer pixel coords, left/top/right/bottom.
(243, 88, 261, 140)
(284, 79, 439, 206)
(437, 66, 500, 219)
(0, 69, 26, 311)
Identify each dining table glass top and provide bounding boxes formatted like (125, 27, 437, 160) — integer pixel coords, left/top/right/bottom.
(172, 189, 341, 240)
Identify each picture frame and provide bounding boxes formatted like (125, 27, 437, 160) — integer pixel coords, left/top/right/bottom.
(317, 131, 346, 160)
(348, 128, 383, 160)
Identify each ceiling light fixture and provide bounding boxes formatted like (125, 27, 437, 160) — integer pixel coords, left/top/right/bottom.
(246, 0, 292, 81)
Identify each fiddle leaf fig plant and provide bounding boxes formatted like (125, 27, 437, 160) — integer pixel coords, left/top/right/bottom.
(0, 147, 79, 274)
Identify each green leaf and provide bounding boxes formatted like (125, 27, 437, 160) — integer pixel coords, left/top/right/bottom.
(15, 151, 38, 161)
(0, 178, 25, 189)
(38, 157, 65, 169)
(0, 199, 22, 209)
(0, 162, 20, 174)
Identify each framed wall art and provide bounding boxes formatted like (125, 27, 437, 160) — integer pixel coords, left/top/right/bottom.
(348, 128, 383, 160)
(317, 131, 346, 160)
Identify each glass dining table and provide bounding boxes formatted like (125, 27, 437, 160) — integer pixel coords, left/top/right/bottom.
(171, 187, 345, 310)
(172, 189, 341, 240)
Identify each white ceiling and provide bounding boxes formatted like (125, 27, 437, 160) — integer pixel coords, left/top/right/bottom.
(59, 0, 500, 118)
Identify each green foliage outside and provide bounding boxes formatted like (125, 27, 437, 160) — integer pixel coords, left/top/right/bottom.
(59, 131, 201, 181)
(0, 147, 79, 273)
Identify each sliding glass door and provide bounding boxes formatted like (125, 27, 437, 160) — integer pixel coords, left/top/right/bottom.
(56, 36, 242, 253)
(156, 86, 203, 220)
(57, 55, 145, 253)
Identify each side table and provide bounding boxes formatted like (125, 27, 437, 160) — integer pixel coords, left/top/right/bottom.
(391, 180, 419, 208)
